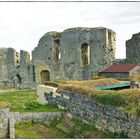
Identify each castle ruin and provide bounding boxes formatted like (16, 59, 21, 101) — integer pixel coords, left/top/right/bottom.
(0, 48, 35, 88)
(126, 32, 140, 64)
(0, 27, 116, 88)
(32, 27, 116, 85)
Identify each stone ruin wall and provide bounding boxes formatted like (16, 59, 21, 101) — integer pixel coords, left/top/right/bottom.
(0, 47, 35, 88)
(37, 85, 140, 138)
(0, 108, 62, 138)
(0, 27, 116, 88)
(32, 27, 116, 84)
(0, 48, 9, 82)
(126, 32, 140, 64)
(2, 28, 140, 88)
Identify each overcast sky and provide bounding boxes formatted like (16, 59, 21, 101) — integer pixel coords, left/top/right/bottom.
(0, 2, 140, 58)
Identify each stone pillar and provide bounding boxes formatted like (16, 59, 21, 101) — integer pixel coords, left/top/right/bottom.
(0, 109, 10, 138)
(9, 112, 15, 139)
(20, 50, 30, 66)
(7, 48, 17, 81)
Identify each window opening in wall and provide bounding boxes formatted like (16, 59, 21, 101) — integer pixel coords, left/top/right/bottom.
(81, 43, 90, 66)
(45, 43, 48, 47)
(53, 39, 61, 62)
(32, 65, 36, 82)
(40, 70, 50, 84)
(58, 53, 61, 60)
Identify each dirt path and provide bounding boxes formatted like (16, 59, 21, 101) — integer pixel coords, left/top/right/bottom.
(0, 89, 17, 93)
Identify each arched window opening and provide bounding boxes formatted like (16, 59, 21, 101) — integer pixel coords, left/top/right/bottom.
(53, 39, 61, 62)
(40, 70, 50, 84)
(32, 65, 36, 82)
(81, 43, 90, 66)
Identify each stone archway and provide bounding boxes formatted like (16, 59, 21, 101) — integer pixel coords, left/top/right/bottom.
(11, 74, 22, 88)
(35, 63, 51, 84)
(40, 70, 50, 84)
(15, 74, 21, 84)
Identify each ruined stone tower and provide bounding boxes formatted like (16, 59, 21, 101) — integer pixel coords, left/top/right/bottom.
(126, 32, 140, 63)
(0, 48, 34, 88)
(0, 27, 116, 87)
(32, 27, 116, 84)
(0, 48, 9, 81)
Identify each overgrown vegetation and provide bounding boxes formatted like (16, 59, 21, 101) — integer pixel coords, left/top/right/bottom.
(93, 93, 126, 107)
(52, 78, 140, 117)
(56, 78, 120, 95)
(15, 116, 128, 138)
(0, 89, 60, 112)
(0, 78, 140, 116)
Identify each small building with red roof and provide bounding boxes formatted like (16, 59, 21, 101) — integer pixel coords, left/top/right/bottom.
(99, 64, 140, 79)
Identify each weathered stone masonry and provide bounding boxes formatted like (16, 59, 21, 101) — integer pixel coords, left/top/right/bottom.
(0, 108, 63, 138)
(0, 27, 116, 88)
(40, 86, 140, 138)
(32, 27, 116, 84)
(126, 32, 140, 63)
(0, 47, 35, 88)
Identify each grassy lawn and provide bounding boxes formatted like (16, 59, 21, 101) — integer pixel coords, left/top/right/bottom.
(15, 116, 127, 139)
(0, 89, 60, 112)
(15, 121, 67, 138)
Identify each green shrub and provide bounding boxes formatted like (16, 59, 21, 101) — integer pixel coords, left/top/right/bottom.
(24, 101, 40, 111)
(94, 93, 126, 107)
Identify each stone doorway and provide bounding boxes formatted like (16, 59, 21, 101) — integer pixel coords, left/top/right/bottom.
(40, 70, 50, 84)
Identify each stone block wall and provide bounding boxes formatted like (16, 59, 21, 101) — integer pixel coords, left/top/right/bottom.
(0, 48, 9, 81)
(0, 109, 9, 138)
(0, 108, 62, 138)
(37, 85, 57, 104)
(126, 32, 140, 63)
(40, 86, 140, 138)
(32, 27, 116, 83)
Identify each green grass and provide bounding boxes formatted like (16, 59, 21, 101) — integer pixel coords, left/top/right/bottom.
(0, 89, 60, 112)
(93, 93, 126, 107)
(15, 120, 67, 138)
(15, 116, 128, 139)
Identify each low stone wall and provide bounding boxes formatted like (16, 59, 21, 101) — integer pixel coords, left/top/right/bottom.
(44, 90, 140, 138)
(16, 112, 62, 123)
(0, 109, 9, 138)
(0, 108, 62, 138)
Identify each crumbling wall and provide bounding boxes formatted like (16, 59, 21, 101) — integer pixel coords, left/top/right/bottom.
(126, 32, 140, 63)
(0, 109, 9, 138)
(17, 50, 32, 88)
(0, 48, 9, 82)
(60, 27, 115, 80)
(7, 48, 33, 88)
(37, 85, 140, 138)
(32, 31, 61, 84)
(0, 108, 62, 139)
(32, 27, 116, 82)
(0, 27, 116, 88)
(7, 48, 17, 86)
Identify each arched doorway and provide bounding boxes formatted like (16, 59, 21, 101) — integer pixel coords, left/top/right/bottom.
(40, 70, 50, 84)
(16, 74, 21, 84)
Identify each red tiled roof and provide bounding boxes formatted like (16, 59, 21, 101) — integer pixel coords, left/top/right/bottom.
(101, 64, 139, 73)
